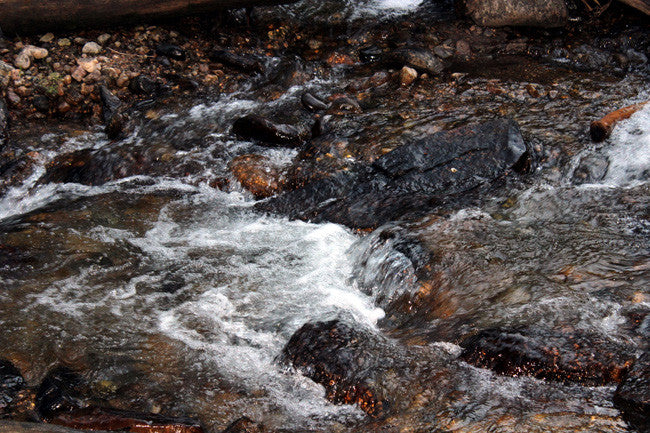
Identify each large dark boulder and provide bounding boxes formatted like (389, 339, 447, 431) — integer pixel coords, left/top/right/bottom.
(281, 320, 397, 417)
(258, 118, 528, 229)
(460, 327, 636, 386)
(614, 352, 650, 433)
(457, 0, 568, 28)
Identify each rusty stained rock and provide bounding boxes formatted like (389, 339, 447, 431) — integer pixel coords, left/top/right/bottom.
(460, 327, 636, 386)
(228, 154, 284, 198)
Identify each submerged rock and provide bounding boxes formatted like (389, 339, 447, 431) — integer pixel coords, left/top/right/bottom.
(258, 118, 528, 229)
(232, 114, 304, 147)
(460, 327, 636, 386)
(458, 0, 568, 28)
(614, 352, 650, 433)
(38, 148, 144, 186)
(229, 154, 284, 198)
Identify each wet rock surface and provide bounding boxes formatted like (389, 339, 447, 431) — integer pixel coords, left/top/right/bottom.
(0, 98, 7, 149)
(614, 352, 650, 432)
(0, 359, 26, 416)
(460, 327, 636, 385)
(260, 118, 528, 229)
(232, 115, 304, 147)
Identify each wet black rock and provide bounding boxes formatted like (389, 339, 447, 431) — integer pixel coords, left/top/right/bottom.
(359, 45, 383, 63)
(210, 50, 264, 74)
(35, 367, 85, 419)
(460, 327, 636, 386)
(156, 43, 186, 61)
(232, 114, 303, 147)
(614, 352, 649, 433)
(281, 320, 391, 416)
(129, 75, 157, 95)
(38, 148, 143, 186)
(258, 118, 528, 229)
(0, 97, 7, 149)
(326, 95, 362, 115)
(0, 359, 25, 414)
(572, 155, 609, 184)
(301, 92, 328, 112)
(99, 85, 128, 140)
(385, 48, 444, 75)
(32, 94, 50, 114)
(458, 0, 568, 28)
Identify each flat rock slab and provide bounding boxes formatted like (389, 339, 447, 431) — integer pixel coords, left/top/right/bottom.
(258, 118, 527, 229)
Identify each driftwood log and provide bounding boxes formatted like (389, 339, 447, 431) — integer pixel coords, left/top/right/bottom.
(590, 101, 648, 142)
(0, 0, 299, 34)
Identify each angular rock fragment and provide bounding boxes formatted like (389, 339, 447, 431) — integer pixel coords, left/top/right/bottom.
(99, 85, 129, 140)
(458, 0, 568, 28)
(232, 114, 303, 147)
(460, 327, 636, 385)
(614, 352, 649, 433)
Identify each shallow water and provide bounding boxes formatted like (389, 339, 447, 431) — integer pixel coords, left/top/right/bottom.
(0, 2, 649, 432)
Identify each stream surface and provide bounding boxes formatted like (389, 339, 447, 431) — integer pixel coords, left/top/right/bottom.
(0, 1, 649, 432)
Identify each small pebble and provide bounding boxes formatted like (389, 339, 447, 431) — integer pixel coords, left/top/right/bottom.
(82, 42, 102, 55)
(399, 65, 418, 86)
(97, 34, 112, 45)
(57, 38, 71, 47)
(39, 33, 55, 43)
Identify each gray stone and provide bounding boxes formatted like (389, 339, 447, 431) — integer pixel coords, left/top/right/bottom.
(82, 41, 101, 55)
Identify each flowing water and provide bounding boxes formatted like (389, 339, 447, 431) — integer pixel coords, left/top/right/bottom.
(0, 1, 649, 432)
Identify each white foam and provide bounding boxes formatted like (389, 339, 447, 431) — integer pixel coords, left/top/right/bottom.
(603, 102, 650, 186)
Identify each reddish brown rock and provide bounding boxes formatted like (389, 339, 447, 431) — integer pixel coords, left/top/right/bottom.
(229, 154, 283, 199)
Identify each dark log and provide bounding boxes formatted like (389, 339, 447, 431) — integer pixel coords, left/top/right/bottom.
(590, 101, 648, 142)
(0, 0, 299, 34)
(617, 0, 650, 14)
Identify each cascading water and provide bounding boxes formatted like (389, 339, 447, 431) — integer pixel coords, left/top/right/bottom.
(0, 1, 648, 432)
